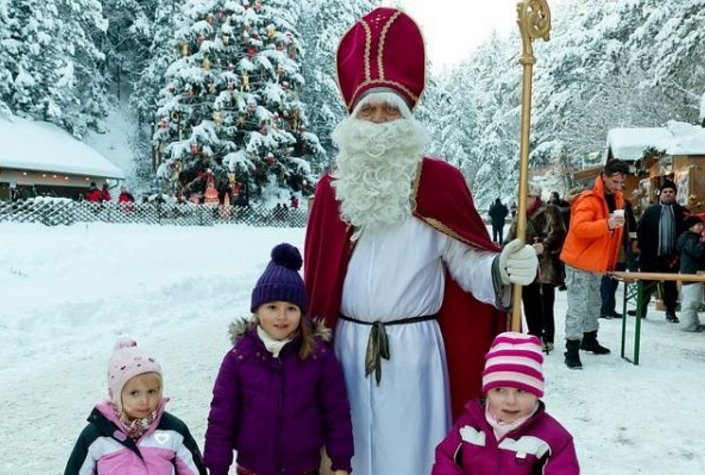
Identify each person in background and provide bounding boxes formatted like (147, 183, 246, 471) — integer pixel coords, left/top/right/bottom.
(675, 215, 705, 332)
(100, 183, 112, 202)
(637, 179, 689, 322)
(118, 186, 135, 203)
(599, 199, 638, 319)
(64, 339, 206, 475)
(304, 7, 538, 473)
(548, 191, 571, 230)
(291, 193, 300, 210)
(506, 183, 566, 352)
(488, 197, 509, 245)
(204, 244, 353, 475)
(432, 332, 579, 474)
(560, 159, 629, 369)
(118, 186, 136, 213)
(85, 182, 102, 202)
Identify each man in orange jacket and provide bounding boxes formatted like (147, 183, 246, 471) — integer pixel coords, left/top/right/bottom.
(560, 159, 630, 369)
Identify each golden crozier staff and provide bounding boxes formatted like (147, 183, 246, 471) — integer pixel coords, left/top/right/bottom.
(512, 0, 552, 330)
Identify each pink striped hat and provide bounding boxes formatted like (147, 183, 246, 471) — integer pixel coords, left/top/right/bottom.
(481, 332, 544, 397)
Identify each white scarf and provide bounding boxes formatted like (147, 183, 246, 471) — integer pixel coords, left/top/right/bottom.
(484, 400, 540, 441)
(256, 325, 292, 358)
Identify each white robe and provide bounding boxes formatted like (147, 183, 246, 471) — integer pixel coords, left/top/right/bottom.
(335, 217, 500, 474)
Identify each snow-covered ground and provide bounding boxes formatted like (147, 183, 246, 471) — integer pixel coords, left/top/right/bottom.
(1, 222, 704, 474)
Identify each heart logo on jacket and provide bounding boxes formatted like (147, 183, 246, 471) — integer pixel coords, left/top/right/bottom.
(154, 432, 170, 445)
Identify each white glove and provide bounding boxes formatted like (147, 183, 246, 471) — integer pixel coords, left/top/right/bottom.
(498, 238, 538, 285)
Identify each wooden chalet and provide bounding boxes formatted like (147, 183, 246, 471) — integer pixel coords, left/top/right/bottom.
(0, 116, 125, 201)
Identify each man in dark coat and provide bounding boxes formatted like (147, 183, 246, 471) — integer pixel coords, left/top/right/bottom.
(637, 179, 689, 321)
(488, 197, 509, 245)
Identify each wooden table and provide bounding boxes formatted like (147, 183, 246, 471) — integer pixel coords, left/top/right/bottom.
(608, 271, 705, 365)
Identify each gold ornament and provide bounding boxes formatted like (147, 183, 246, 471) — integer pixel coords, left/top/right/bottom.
(213, 110, 223, 126)
(266, 25, 276, 39)
(222, 33, 230, 45)
(206, 13, 216, 25)
(241, 73, 250, 92)
(208, 82, 217, 93)
(203, 56, 211, 71)
(180, 42, 189, 56)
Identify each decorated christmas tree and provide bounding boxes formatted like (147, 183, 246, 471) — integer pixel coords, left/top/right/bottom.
(153, 0, 321, 205)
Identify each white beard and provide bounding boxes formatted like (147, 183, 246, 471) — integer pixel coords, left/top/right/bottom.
(330, 117, 428, 236)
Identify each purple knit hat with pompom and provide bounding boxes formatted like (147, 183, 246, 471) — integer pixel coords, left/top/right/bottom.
(251, 243, 308, 314)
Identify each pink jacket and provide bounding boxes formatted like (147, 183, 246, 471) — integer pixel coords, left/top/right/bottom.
(433, 400, 579, 475)
(64, 400, 206, 475)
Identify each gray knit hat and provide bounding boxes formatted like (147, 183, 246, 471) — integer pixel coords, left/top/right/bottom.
(251, 243, 308, 314)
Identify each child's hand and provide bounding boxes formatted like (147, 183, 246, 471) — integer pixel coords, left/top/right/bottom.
(333, 471, 349, 475)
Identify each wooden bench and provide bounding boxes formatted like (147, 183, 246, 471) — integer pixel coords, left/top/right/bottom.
(608, 271, 705, 365)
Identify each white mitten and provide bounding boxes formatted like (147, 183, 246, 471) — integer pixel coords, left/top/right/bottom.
(498, 238, 538, 285)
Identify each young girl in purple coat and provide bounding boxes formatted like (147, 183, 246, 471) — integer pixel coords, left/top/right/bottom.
(203, 243, 353, 475)
(433, 332, 579, 474)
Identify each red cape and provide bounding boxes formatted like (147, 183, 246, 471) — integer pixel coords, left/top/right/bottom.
(304, 157, 506, 420)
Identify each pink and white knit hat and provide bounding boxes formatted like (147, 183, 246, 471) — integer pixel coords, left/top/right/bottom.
(481, 332, 544, 397)
(107, 338, 162, 411)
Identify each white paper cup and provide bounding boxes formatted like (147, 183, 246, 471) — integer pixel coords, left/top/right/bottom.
(613, 209, 625, 218)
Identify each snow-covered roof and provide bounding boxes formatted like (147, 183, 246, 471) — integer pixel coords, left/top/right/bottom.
(0, 116, 125, 179)
(606, 127, 672, 161)
(607, 121, 705, 160)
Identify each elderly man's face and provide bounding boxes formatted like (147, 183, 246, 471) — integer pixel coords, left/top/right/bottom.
(355, 101, 402, 123)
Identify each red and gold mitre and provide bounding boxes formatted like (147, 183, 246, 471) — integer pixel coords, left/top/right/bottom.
(336, 7, 426, 113)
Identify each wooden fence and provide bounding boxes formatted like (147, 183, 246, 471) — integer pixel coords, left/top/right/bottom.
(0, 198, 308, 227)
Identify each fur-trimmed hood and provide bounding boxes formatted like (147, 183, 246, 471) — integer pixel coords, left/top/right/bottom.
(228, 316, 332, 345)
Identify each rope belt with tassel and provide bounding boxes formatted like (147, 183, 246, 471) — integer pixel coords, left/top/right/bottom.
(339, 314, 437, 385)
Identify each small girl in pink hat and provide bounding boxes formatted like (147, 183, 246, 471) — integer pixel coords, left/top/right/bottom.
(432, 332, 579, 474)
(65, 339, 206, 474)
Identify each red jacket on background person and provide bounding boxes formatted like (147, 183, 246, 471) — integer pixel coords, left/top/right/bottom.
(118, 191, 135, 203)
(85, 184, 101, 202)
(100, 185, 112, 202)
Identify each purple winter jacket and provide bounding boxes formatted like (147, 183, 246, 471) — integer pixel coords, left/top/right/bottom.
(433, 400, 579, 475)
(204, 323, 353, 475)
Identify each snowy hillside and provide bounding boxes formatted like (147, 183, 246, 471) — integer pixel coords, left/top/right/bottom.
(1, 223, 704, 474)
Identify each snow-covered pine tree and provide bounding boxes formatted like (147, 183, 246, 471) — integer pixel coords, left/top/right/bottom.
(422, 74, 477, 179)
(461, 33, 520, 209)
(3, 0, 108, 137)
(296, 0, 379, 168)
(626, 0, 705, 123)
(153, 0, 320, 205)
(0, 0, 13, 116)
(102, 0, 159, 98)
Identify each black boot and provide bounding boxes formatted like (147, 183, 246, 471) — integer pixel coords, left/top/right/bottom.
(564, 340, 582, 369)
(580, 330, 611, 354)
(666, 312, 680, 323)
